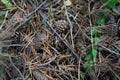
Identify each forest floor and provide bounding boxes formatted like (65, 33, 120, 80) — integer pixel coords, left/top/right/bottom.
(0, 0, 120, 80)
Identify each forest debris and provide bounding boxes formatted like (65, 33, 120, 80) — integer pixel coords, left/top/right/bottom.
(33, 71, 49, 80)
(0, 31, 13, 40)
(65, 0, 72, 6)
(54, 20, 68, 34)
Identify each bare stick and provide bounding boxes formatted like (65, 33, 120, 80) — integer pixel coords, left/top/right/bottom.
(9, 56, 25, 80)
(64, 0, 75, 48)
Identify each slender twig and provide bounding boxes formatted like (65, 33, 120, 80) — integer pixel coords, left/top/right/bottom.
(25, 0, 48, 18)
(88, 0, 98, 80)
(1, 44, 24, 47)
(9, 56, 25, 80)
(88, 0, 94, 51)
(13, 15, 32, 32)
(5, 20, 19, 31)
(37, 55, 57, 66)
(39, 67, 64, 73)
(78, 59, 81, 80)
(98, 44, 120, 56)
(63, 0, 75, 48)
(0, 11, 8, 30)
(109, 67, 120, 80)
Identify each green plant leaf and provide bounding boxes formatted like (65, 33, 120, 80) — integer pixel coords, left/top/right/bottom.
(92, 37, 99, 44)
(89, 68, 95, 76)
(1, 0, 12, 9)
(101, 0, 118, 9)
(101, 0, 108, 3)
(87, 28, 101, 36)
(85, 54, 92, 60)
(6, 2, 12, 9)
(80, 72, 85, 79)
(92, 49, 97, 62)
(96, 18, 106, 26)
(95, 11, 109, 26)
(1, 0, 8, 4)
(108, 0, 117, 8)
(84, 60, 94, 68)
(88, 60, 94, 65)
(84, 62, 88, 68)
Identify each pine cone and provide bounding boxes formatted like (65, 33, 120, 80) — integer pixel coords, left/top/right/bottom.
(54, 20, 68, 34)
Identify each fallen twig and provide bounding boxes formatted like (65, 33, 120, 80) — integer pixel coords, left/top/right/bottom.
(9, 56, 25, 80)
